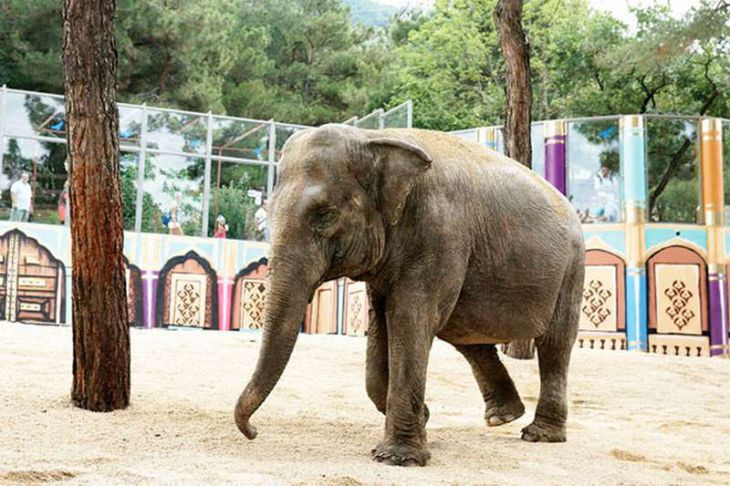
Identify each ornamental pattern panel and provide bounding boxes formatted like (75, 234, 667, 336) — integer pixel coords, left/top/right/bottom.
(169, 273, 207, 327)
(241, 279, 266, 330)
(655, 264, 701, 335)
(346, 281, 368, 336)
(579, 265, 617, 332)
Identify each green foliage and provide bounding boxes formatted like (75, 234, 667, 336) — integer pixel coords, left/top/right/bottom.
(1, 0, 388, 124)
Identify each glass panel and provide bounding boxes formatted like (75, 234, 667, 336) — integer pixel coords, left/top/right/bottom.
(567, 120, 621, 224)
(450, 129, 477, 143)
(141, 154, 204, 235)
(647, 118, 700, 223)
(495, 128, 505, 155)
(211, 118, 269, 161)
(119, 106, 143, 148)
(382, 104, 408, 128)
(209, 161, 268, 241)
(355, 111, 382, 130)
(724, 121, 730, 225)
(120, 152, 139, 231)
(145, 109, 207, 154)
(274, 124, 308, 161)
(1, 137, 68, 224)
(531, 123, 545, 177)
(5, 91, 66, 139)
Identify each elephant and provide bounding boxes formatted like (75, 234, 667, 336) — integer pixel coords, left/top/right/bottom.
(234, 124, 585, 467)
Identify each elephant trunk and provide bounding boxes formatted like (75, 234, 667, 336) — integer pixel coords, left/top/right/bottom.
(234, 251, 320, 439)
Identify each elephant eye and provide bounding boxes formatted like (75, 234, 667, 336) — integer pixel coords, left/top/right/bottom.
(314, 205, 337, 225)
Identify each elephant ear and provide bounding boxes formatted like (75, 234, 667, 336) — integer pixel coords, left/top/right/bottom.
(368, 136, 433, 225)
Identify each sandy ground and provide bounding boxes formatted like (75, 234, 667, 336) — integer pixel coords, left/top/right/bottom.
(2, 323, 730, 485)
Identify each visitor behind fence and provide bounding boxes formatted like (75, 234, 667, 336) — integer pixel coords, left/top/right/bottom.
(255, 199, 268, 241)
(168, 192, 183, 236)
(214, 214, 228, 239)
(10, 172, 32, 222)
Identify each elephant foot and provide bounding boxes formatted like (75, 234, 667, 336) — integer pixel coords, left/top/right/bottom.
(371, 441, 431, 467)
(520, 421, 566, 443)
(485, 397, 525, 427)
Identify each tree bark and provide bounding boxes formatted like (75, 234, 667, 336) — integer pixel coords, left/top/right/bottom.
(495, 0, 535, 360)
(63, 0, 130, 411)
(494, 0, 532, 168)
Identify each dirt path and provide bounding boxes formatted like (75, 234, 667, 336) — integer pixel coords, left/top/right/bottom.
(2, 322, 729, 485)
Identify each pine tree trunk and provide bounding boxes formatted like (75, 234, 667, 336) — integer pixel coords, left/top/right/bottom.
(63, 0, 130, 411)
(495, 0, 535, 360)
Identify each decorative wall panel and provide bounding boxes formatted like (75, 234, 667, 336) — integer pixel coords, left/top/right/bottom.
(344, 280, 368, 336)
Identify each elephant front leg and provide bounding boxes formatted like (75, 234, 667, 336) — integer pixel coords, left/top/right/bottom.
(366, 291, 430, 425)
(371, 306, 433, 467)
(366, 291, 388, 414)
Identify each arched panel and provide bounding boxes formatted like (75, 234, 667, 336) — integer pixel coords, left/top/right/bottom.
(230, 258, 268, 331)
(309, 281, 338, 334)
(156, 251, 218, 329)
(0, 229, 65, 324)
(646, 245, 709, 356)
(580, 249, 626, 332)
(576, 249, 627, 351)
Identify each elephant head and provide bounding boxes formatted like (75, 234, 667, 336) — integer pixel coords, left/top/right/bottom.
(234, 124, 432, 439)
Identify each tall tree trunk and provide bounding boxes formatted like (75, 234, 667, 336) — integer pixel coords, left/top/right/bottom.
(494, 0, 532, 169)
(63, 0, 130, 411)
(495, 0, 535, 360)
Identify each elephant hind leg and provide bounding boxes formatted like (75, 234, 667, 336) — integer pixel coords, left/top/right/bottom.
(521, 258, 583, 443)
(454, 343, 525, 427)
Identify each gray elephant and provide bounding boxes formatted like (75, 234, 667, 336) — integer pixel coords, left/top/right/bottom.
(234, 124, 585, 467)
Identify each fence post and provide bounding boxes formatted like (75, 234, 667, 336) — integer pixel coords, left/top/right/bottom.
(134, 104, 148, 234)
(544, 120, 567, 194)
(201, 111, 213, 237)
(700, 118, 729, 357)
(267, 122, 276, 199)
(620, 115, 648, 352)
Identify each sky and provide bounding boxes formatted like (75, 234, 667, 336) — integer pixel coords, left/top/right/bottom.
(377, 0, 702, 27)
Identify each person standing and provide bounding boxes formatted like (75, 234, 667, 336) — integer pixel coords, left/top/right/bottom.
(255, 199, 268, 241)
(10, 172, 32, 222)
(213, 214, 228, 239)
(168, 191, 184, 236)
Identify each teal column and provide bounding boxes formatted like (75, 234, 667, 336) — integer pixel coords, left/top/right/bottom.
(620, 115, 648, 351)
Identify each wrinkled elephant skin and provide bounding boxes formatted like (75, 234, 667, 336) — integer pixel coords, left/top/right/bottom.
(234, 124, 585, 467)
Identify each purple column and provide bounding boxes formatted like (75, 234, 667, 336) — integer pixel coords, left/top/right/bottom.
(544, 120, 566, 195)
(709, 273, 729, 357)
(142, 270, 159, 329)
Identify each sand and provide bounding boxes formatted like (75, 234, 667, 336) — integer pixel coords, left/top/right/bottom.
(1, 322, 729, 485)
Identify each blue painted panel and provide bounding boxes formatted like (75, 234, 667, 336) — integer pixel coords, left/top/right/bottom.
(625, 268, 647, 351)
(645, 227, 707, 252)
(620, 127, 647, 204)
(581, 228, 626, 254)
(166, 239, 216, 260)
(244, 244, 270, 264)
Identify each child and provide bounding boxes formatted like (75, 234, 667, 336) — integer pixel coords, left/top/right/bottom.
(214, 214, 229, 239)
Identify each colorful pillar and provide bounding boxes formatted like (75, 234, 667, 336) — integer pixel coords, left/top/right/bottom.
(217, 240, 238, 331)
(620, 115, 648, 351)
(477, 127, 499, 152)
(701, 118, 729, 357)
(544, 120, 566, 194)
(140, 234, 162, 329)
(141, 271, 159, 329)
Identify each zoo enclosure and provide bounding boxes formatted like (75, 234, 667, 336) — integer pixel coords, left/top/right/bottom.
(0, 86, 412, 240)
(452, 116, 730, 358)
